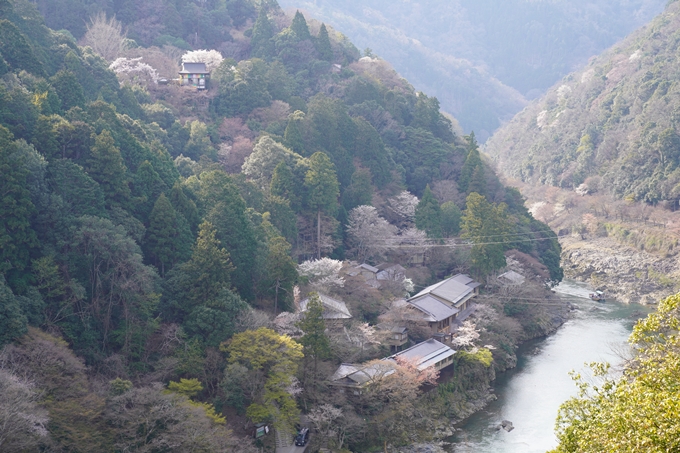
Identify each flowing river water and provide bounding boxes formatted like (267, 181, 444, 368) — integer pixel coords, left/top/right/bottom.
(447, 280, 651, 453)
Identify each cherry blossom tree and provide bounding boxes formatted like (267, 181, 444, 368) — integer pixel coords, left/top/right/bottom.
(346, 205, 397, 262)
(181, 50, 224, 71)
(109, 57, 159, 86)
(298, 257, 344, 291)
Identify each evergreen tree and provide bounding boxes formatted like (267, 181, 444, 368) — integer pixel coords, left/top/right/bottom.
(264, 195, 298, 245)
(342, 167, 373, 212)
(459, 132, 483, 194)
(145, 193, 191, 277)
(297, 292, 331, 384)
(133, 160, 167, 222)
(290, 11, 311, 41)
(0, 275, 27, 348)
(250, 7, 275, 58)
(316, 23, 333, 61)
(182, 221, 234, 307)
(265, 236, 297, 314)
(0, 126, 36, 288)
(86, 130, 130, 208)
(283, 110, 305, 155)
(467, 164, 486, 197)
(461, 192, 510, 278)
(169, 182, 200, 234)
(50, 69, 85, 112)
(271, 161, 302, 212)
(415, 185, 442, 238)
(304, 152, 340, 258)
(440, 201, 462, 237)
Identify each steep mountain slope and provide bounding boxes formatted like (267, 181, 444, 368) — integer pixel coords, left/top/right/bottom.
(486, 0, 680, 207)
(278, 0, 664, 139)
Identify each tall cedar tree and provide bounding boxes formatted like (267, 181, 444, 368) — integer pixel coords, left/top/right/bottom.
(169, 182, 199, 233)
(459, 132, 483, 194)
(0, 126, 36, 286)
(316, 23, 333, 61)
(265, 236, 298, 314)
(283, 110, 305, 155)
(182, 221, 234, 307)
(87, 130, 130, 208)
(415, 185, 442, 238)
(461, 192, 510, 278)
(250, 7, 274, 58)
(297, 292, 331, 382)
(271, 161, 302, 212)
(145, 193, 192, 277)
(304, 152, 340, 258)
(290, 11, 311, 41)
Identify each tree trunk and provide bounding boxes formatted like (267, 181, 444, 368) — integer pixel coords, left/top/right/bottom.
(317, 209, 321, 259)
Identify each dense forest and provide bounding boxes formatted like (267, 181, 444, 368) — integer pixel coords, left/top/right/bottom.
(0, 0, 564, 450)
(486, 0, 680, 208)
(277, 0, 665, 139)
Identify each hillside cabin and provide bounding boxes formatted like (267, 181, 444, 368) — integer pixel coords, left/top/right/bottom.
(388, 338, 456, 372)
(179, 62, 210, 89)
(300, 293, 352, 328)
(409, 274, 480, 313)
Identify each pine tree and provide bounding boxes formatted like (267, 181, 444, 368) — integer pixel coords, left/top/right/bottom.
(304, 152, 339, 258)
(415, 185, 442, 238)
(251, 7, 275, 58)
(290, 11, 311, 41)
(316, 23, 333, 61)
(87, 130, 130, 207)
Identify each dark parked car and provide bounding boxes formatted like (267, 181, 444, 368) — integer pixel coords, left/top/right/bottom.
(294, 427, 309, 446)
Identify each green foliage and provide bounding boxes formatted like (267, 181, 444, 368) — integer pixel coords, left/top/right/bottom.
(50, 69, 85, 111)
(415, 185, 442, 238)
(0, 275, 28, 347)
(145, 193, 192, 276)
(297, 292, 331, 367)
(290, 11, 311, 41)
(109, 377, 133, 395)
(305, 151, 340, 215)
(461, 192, 511, 277)
(440, 201, 462, 237)
(251, 7, 275, 58)
(86, 130, 131, 208)
(168, 378, 203, 398)
(551, 293, 680, 452)
(316, 23, 333, 61)
(225, 327, 303, 432)
(264, 236, 298, 313)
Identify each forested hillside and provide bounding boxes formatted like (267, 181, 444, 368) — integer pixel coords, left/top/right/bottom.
(277, 0, 664, 139)
(486, 0, 680, 208)
(0, 0, 562, 450)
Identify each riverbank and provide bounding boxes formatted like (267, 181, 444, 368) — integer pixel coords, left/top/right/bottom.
(560, 235, 679, 304)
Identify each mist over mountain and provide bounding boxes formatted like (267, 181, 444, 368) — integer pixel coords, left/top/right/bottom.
(278, 0, 665, 139)
(486, 1, 680, 207)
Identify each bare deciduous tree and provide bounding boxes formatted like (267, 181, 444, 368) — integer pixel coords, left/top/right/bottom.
(0, 369, 49, 452)
(81, 12, 126, 61)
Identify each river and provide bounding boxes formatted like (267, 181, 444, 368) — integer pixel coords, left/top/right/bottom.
(447, 280, 650, 453)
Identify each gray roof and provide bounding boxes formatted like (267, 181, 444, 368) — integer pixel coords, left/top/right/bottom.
(407, 295, 459, 322)
(389, 338, 456, 371)
(330, 362, 396, 385)
(358, 263, 379, 273)
(498, 270, 525, 284)
(179, 62, 209, 74)
(300, 294, 352, 319)
(411, 274, 479, 307)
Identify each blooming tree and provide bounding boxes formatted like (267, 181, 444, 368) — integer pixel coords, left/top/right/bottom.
(346, 205, 397, 262)
(109, 57, 158, 85)
(181, 49, 224, 71)
(387, 190, 419, 224)
(298, 257, 344, 291)
(451, 320, 480, 349)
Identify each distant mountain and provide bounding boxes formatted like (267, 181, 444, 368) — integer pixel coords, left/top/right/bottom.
(277, 0, 665, 140)
(485, 1, 680, 207)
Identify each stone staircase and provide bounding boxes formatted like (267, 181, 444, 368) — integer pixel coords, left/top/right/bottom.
(275, 428, 294, 449)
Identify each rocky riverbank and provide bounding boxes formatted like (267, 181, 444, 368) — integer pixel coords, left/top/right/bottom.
(560, 235, 679, 304)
